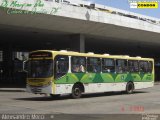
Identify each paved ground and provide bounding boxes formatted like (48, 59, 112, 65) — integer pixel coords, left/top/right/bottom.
(0, 84, 160, 120)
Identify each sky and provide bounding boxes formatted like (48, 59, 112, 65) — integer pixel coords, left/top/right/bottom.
(91, 0, 160, 19)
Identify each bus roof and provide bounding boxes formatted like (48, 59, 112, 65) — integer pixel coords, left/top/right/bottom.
(30, 50, 154, 61)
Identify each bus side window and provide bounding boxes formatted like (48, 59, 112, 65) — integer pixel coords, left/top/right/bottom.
(71, 56, 86, 73)
(128, 60, 139, 72)
(54, 55, 69, 79)
(102, 58, 115, 73)
(139, 61, 148, 73)
(87, 57, 101, 73)
(116, 59, 127, 73)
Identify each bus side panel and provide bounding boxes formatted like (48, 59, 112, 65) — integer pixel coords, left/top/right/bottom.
(54, 73, 80, 94)
(54, 84, 74, 94)
(134, 81, 154, 89)
(53, 72, 154, 94)
(83, 83, 127, 93)
(54, 73, 127, 94)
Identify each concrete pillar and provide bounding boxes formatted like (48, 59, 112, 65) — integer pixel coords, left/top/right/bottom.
(3, 44, 13, 84)
(70, 34, 85, 53)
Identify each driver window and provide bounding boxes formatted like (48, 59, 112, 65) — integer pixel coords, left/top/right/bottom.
(54, 55, 69, 79)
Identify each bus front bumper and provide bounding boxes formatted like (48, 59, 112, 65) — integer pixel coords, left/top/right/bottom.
(26, 84, 53, 94)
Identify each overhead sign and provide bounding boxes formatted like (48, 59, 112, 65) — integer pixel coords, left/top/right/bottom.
(29, 52, 52, 58)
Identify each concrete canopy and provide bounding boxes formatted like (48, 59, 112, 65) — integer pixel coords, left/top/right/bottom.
(0, 0, 160, 57)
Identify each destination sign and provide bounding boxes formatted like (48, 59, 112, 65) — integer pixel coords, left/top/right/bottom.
(29, 52, 52, 58)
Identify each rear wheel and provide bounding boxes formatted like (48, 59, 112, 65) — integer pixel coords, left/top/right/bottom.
(126, 82, 134, 94)
(71, 85, 82, 99)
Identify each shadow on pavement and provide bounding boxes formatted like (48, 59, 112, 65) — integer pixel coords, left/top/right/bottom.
(14, 91, 148, 101)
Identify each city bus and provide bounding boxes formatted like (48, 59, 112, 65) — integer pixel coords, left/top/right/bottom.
(26, 50, 154, 98)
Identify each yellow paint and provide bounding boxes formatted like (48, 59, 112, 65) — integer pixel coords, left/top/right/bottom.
(81, 74, 90, 81)
(27, 77, 53, 86)
(29, 50, 154, 62)
(52, 82, 56, 94)
(70, 74, 79, 81)
(137, 2, 158, 8)
(107, 74, 114, 80)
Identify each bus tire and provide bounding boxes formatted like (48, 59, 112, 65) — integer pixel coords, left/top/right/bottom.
(71, 85, 82, 99)
(126, 82, 134, 94)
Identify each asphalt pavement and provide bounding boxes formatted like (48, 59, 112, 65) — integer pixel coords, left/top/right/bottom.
(0, 83, 160, 120)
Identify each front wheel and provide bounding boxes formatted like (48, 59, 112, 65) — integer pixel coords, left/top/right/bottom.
(71, 85, 82, 99)
(126, 82, 134, 94)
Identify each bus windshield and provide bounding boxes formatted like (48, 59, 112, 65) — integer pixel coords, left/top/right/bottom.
(28, 60, 53, 78)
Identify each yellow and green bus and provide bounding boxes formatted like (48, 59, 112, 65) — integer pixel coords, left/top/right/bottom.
(26, 50, 154, 98)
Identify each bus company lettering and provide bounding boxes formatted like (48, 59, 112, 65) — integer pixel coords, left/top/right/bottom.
(0, 0, 61, 15)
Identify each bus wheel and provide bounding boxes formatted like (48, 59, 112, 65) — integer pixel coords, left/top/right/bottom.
(126, 82, 134, 94)
(72, 85, 82, 99)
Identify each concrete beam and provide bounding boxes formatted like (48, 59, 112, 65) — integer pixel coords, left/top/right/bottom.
(0, 0, 160, 45)
(70, 34, 85, 53)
